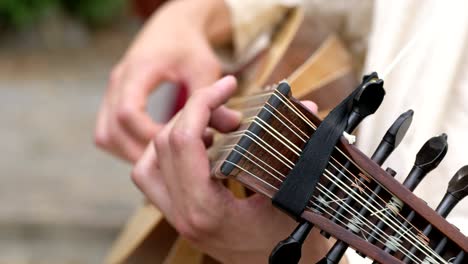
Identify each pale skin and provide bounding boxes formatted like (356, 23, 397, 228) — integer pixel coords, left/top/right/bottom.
(132, 76, 329, 263)
(95, 0, 231, 162)
(96, 0, 330, 262)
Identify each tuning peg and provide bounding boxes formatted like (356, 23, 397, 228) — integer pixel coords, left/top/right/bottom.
(359, 134, 448, 255)
(326, 110, 413, 230)
(317, 110, 413, 264)
(452, 251, 465, 264)
(402, 133, 448, 190)
(371, 110, 413, 164)
(443, 165, 468, 209)
(402, 165, 468, 263)
(317, 168, 397, 264)
(269, 220, 312, 264)
(346, 72, 385, 132)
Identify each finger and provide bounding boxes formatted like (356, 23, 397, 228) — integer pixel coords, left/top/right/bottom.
(176, 76, 237, 138)
(132, 143, 172, 213)
(95, 98, 145, 162)
(109, 122, 146, 162)
(300, 100, 318, 114)
(202, 128, 215, 147)
(209, 106, 241, 133)
(118, 107, 162, 145)
(132, 143, 159, 190)
(118, 66, 169, 145)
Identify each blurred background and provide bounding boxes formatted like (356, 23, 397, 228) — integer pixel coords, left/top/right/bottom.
(0, 1, 171, 263)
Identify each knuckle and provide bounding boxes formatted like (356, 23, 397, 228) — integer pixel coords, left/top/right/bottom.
(176, 210, 214, 242)
(168, 128, 192, 152)
(173, 218, 198, 241)
(153, 132, 168, 151)
(116, 104, 135, 124)
(94, 129, 111, 149)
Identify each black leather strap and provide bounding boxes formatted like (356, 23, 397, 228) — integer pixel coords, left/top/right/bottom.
(272, 76, 374, 218)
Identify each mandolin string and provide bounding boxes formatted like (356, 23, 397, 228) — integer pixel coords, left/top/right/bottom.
(226, 91, 275, 107)
(244, 88, 434, 242)
(312, 185, 424, 263)
(216, 93, 445, 262)
(309, 195, 426, 264)
(269, 90, 379, 180)
(243, 101, 445, 263)
(217, 148, 444, 263)
(319, 164, 442, 263)
(219, 88, 443, 261)
(218, 158, 431, 264)
(216, 143, 441, 264)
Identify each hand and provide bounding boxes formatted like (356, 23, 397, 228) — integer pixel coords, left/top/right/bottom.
(132, 76, 327, 263)
(95, 0, 231, 162)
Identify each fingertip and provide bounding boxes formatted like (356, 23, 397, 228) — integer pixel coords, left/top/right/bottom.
(213, 75, 237, 93)
(301, 100, 318, 114)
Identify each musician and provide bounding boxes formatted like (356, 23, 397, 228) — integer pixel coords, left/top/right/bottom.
(95, 0, 468, 263)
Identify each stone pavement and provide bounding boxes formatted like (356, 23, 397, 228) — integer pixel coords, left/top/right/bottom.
(0, 23, 174, 263)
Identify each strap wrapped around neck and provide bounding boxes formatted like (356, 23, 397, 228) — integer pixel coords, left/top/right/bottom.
(272, 76, 372, 219)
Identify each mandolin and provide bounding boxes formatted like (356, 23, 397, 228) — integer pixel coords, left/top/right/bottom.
(209, 76, 468, 264)
(106, 7, 359, 264)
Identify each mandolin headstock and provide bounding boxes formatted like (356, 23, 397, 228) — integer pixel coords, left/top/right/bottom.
(210, 81, 467, 264)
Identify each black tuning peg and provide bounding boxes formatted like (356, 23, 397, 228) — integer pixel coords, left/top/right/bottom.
(443, 165, 468, 208)
(452, 251, 465, 264)
(402, 165, 468, 263)
(318, 167, 398, 264)
(359, 133, 448, 254)
(346, 72, 385, 132)
(371, 110, 413, 164)
(326, 110, 413, 229)
(269, 220, 312, 264)
(402, 133, 448, 190)
(316, 110, 413, 264)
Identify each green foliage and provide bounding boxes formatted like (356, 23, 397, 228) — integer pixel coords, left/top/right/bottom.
(0, 0, 126, 30)
(0, 0, 58, 28)
(62, 0, 125, 27)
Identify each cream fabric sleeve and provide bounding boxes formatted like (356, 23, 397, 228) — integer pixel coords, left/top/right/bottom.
(222, 0, 372, 72)
(224, 0, 300, 62)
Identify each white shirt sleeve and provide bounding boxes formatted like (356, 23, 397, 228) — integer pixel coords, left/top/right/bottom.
(224, 0, 300, 62)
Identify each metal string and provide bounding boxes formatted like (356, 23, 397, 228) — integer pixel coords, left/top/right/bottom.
(214, 95, 446, 263)
(217, 155, 437, 263)
(227, 90, 432, 247)
(217, 146, 440, 263)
